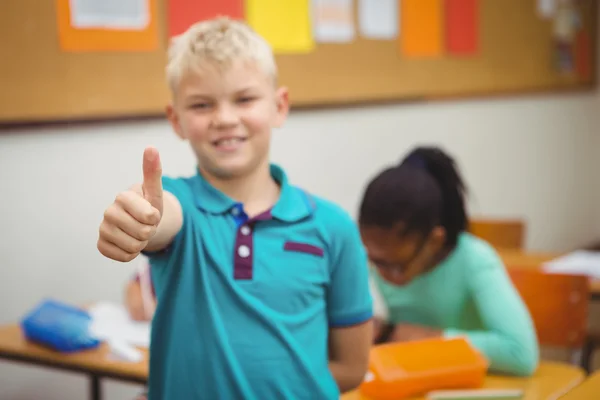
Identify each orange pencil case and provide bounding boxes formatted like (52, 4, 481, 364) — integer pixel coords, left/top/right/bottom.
(359, 337, 489, 400)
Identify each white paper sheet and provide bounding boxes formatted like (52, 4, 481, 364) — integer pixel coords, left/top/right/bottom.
(358, 0, 399, 40)
(88, 302, 151, 348)
(537, 0, 557, 19)
(543, 250, 600, 279)
(312, 0, 355, 43)
(69, 0, 150, 30)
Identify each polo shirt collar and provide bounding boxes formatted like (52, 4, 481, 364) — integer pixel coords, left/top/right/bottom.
(270, 165, 315, 222)
(192, 164, 314, 222)
(191, 168, 236, 214)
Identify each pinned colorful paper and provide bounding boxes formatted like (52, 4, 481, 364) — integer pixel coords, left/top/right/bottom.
(537, 0, 557, 19)
(246, 0, 315, 53)
(575, 31, 591, 81)
(167, 0, 244, 38)
(55, 0, 158, 52)
(312, 0, 355, 43)
(401, 0, 443, 57)
(445, 0, 479, 55)
(358, 0, 399, 40)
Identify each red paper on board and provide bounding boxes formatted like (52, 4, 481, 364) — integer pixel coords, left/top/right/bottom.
(445, 0, 479, 55)
(575, 30, 592, 82)
(168, 0, 245, 37)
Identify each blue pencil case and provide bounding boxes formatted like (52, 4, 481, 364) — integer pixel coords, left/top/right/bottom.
(20, 299, 101, 353)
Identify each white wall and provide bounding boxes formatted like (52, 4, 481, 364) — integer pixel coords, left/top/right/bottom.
(0, 90, 599, 399)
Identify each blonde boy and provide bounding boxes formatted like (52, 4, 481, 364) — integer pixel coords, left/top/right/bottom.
(98, 17, 373, 399)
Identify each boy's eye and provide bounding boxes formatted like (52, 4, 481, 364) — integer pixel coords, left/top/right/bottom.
(237, 97, 255, 103)
(190, 103, 210, 109)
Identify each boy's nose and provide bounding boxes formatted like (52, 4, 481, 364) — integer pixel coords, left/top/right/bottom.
(212, 104, 239, 127)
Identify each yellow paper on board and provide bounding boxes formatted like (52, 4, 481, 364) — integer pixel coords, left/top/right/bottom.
(246, 0, 315, 53)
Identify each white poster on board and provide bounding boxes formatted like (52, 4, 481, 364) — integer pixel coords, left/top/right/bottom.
(358, 0, 399, 40)
(69, 0, 150, 30)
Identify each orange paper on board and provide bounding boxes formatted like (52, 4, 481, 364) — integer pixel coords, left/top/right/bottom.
(400, 0, 443, 58)
(55, 0, 158, 52)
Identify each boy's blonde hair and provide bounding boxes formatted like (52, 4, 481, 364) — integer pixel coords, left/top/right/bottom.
(166, 17, 277, 92)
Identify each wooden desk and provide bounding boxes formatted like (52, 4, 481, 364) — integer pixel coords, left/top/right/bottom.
(0, 324, 147, 400)
(498, 250, 600, 296)
(341, 362, 585, 400)
(0, 321, 587, 400)
(560, 370, 600, 399)
(1, 253, 596, 400)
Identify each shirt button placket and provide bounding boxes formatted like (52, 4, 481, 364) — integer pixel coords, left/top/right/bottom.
(233, 210, 254, 280)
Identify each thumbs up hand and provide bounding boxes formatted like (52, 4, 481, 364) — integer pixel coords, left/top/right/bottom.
(98, 147, 164, 262)
(142, 146, 163, 218)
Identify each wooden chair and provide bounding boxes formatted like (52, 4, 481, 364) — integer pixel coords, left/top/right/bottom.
(469, 218, 525, 250)
(582, 335, 599, 374)
(578, 241, 600, 372)
(508, 268, 590, 364)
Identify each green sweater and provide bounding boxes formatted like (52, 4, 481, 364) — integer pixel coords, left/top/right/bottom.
(370, 233, 539, 376)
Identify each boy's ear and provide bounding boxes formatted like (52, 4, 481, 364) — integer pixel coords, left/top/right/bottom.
(273, 86, 290, 128)
(166, 103, 185, 140)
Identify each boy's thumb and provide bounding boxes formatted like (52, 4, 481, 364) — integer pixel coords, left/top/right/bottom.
(142, 146, 163, 215)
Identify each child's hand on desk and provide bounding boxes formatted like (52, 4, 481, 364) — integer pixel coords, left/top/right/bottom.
(98, 147, 163, 262)
(125, 279, 155, 321)
(389, 324, 442, 342)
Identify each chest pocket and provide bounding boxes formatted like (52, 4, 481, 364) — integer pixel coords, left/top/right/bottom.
(250, 240, 329, 315)
(283, 241, 324, 257)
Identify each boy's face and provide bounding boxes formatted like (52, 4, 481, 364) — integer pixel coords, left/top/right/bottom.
(167, 60, 289, 180)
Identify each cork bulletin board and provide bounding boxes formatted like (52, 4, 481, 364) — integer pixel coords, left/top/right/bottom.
(0, 0, 596, 124)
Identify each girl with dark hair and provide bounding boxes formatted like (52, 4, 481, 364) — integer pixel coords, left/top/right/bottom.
(359, 146, 539, 376)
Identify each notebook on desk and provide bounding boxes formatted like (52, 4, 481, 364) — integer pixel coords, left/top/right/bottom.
(88, 302, 151, 348)
(542, 250, 600, 279)
(427, 389, 524, 400)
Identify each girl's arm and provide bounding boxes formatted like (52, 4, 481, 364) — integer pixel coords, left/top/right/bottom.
(444, 252, 539, 376)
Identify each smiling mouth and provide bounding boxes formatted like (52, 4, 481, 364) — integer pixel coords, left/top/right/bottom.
(213, 137, 247, 151)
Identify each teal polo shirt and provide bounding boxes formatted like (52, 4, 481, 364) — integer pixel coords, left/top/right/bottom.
(144, 164, 373, 400)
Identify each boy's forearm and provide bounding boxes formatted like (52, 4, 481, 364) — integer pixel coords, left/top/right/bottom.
(145, 191, 183, 252)
(329, 361, 365, 393)
(327, 321, 372, 393)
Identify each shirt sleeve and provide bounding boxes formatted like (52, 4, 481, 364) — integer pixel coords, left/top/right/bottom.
(444, 249, 539, 376)
(327, 212, 373, 328)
